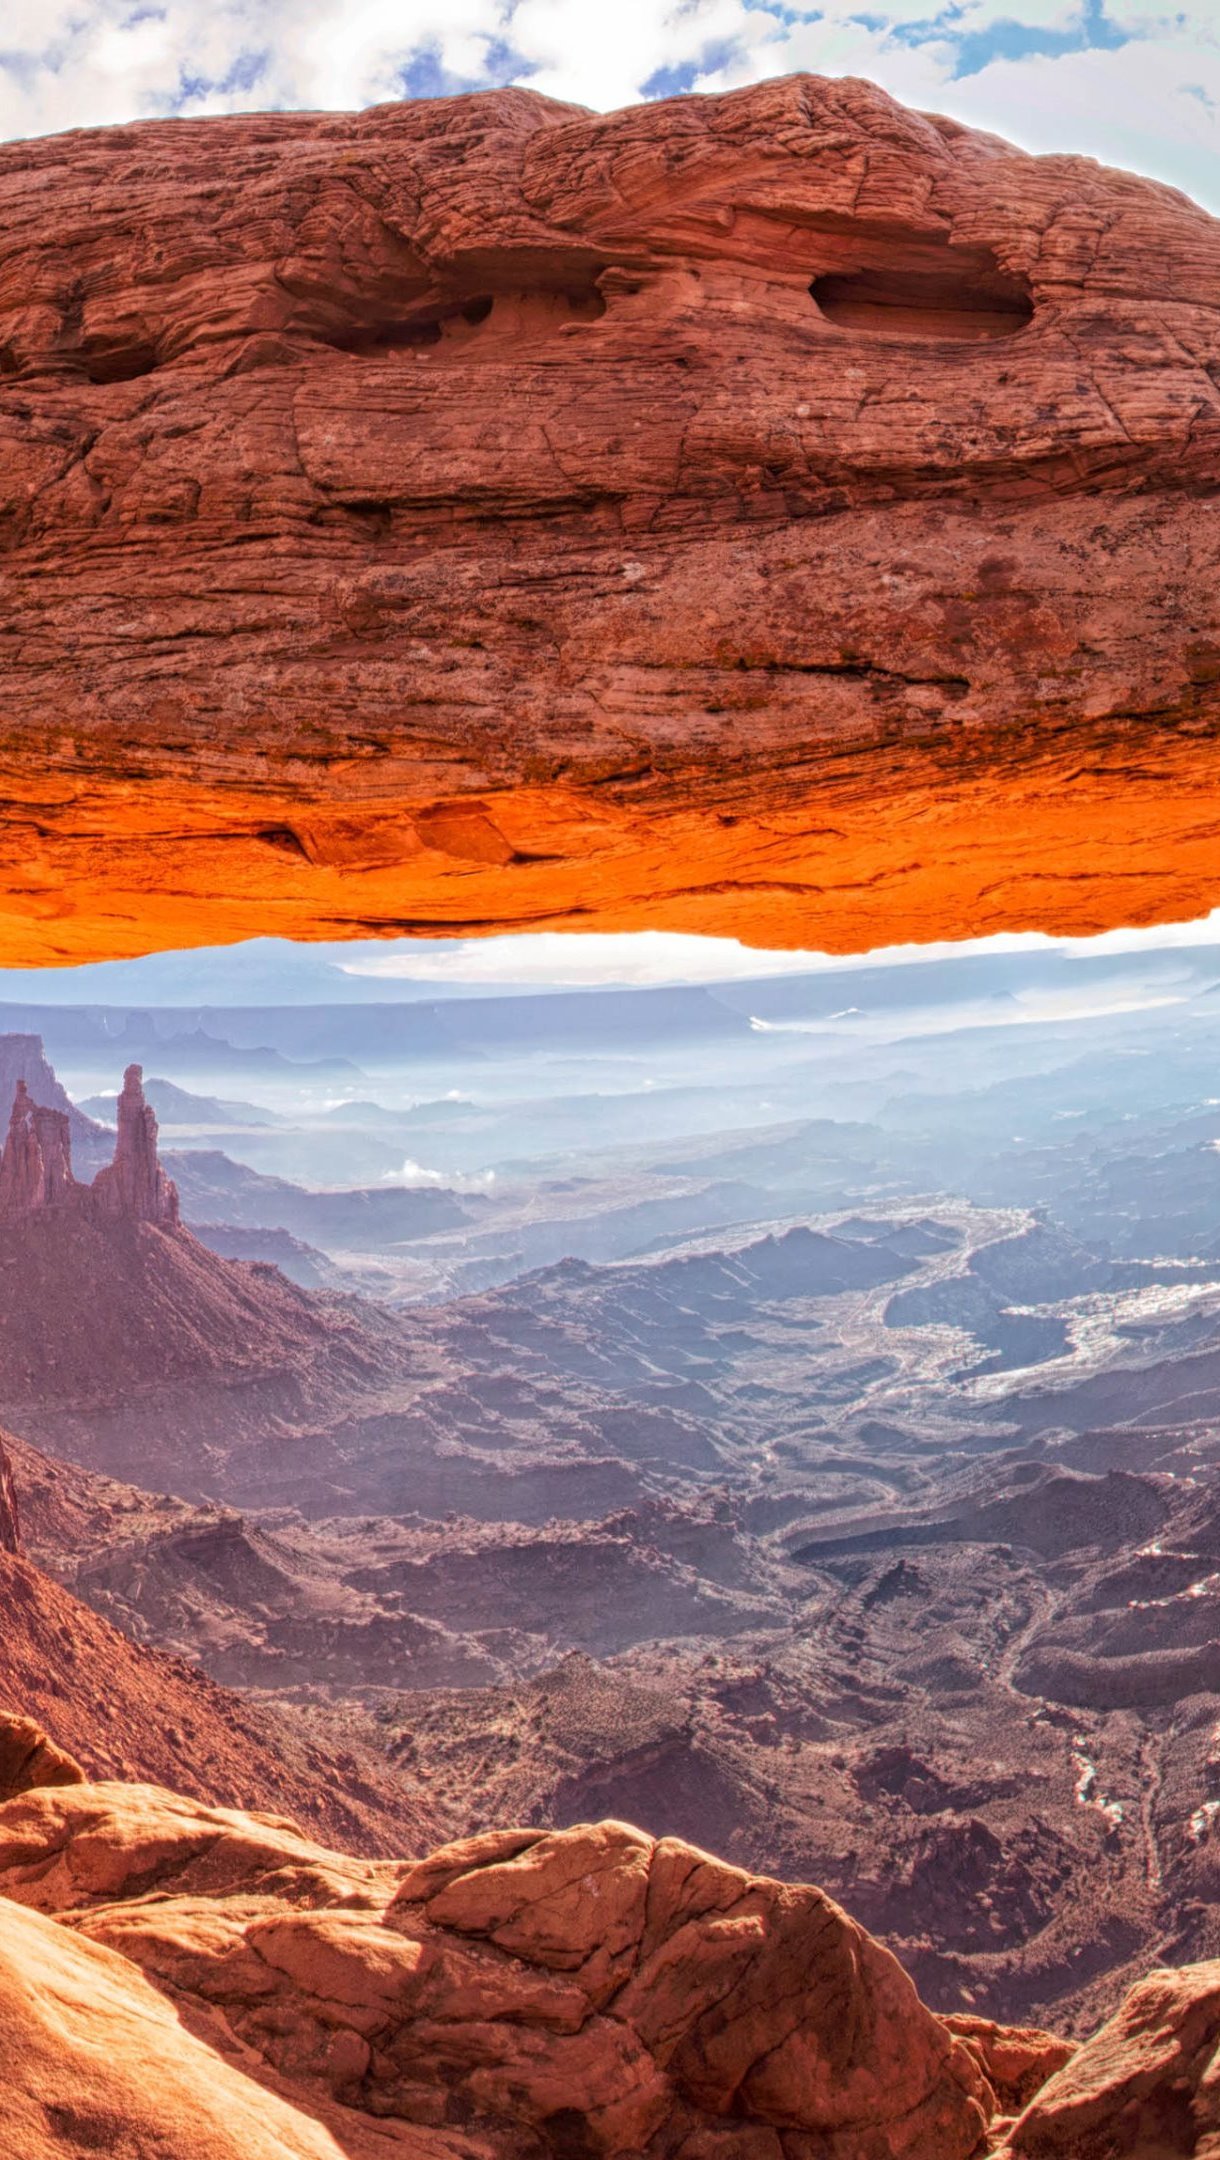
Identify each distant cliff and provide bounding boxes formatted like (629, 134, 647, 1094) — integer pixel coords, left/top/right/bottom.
(0, 1036, 105, 1165)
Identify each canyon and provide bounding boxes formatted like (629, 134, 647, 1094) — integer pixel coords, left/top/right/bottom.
(6, 982, 1220, 2055)
(0, 1425, 434, 1855)
(0, 74, 1216, 963)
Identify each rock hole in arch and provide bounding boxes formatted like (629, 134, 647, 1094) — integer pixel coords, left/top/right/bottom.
(78, 341, 161, 383)
(325, 284, 607, 358)
(327, 316, 444, 355)
(810, 247, 1033, 342)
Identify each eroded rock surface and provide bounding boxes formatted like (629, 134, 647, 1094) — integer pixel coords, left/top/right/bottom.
(17, 1719, 1220, 2160)
(0, 1430, 19, 1552)
(0, 1773, 1000, 2159)
(942, 2012, 1076, 2117)
(0, 1897, 391, 2160)
(996, 1961, 1220, 2155)
(0, 1710, 85, 1803)
(0, 75, 1218, 961)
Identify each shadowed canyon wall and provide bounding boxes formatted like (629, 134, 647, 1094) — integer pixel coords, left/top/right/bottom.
(0, 73, 1218, 963)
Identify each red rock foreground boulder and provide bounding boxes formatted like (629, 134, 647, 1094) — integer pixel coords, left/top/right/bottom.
(10, 1714, 1220, 2157)
(0, 1711, 1186, 2160)
(0, 1737, 1010, 2160)
(994, 1964, 1220, 2156)
(0, 74, 1218, 963)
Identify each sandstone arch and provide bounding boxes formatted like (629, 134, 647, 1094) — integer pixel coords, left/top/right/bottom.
(0, 72, 1216, 964)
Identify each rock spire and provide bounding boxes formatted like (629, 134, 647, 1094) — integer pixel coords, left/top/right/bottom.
(0, 1064, 178, 1226)
(0, 1082, 73, 1213)
(91, 1065, 180, 1226)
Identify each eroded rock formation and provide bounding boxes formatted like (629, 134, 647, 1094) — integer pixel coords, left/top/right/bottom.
(0, 75, 1217, 963)
(0, 1038, 101, 1160)
(0, 1711, 84, 1803)
(0, 1895, 354, 2160)
(90, 1063, 181, 1225)
(0, 1765, 1009, 2158)
(994, 1963, 1220, 2155)
(0, 1083, 74, 1211)
(7, 1738, 1220, 2160)
(0, 1064, 178, 1224)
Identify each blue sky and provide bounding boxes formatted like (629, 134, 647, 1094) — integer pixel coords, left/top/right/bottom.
(0, 2, 1216, 212)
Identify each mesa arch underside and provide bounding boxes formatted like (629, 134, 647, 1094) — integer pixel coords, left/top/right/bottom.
(1, 71, 1218, 965)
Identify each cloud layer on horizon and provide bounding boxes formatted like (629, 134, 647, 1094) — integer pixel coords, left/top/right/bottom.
(0, 1, 1216, 212)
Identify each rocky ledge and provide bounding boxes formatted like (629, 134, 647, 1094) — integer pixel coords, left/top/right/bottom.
(0, 1708, 1215, 2159)
(0, 74, 1217, 962)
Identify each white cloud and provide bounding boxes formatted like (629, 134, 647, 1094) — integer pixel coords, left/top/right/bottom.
(383, 1156, 495, 1187)
(932, 34, 1220, 202)
(298, 0, 515, 113)
(337, 912, 1220, 991)
(342, 930, 817, 987)
(696, 11, 1220, 211)
(506, 0, 752, 110)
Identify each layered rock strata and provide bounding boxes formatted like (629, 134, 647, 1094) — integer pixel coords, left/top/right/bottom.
(0, 75, 1217, 961)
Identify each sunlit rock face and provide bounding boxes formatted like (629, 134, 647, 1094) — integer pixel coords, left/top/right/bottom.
(0, 1768, 1004, 2160)
(0, 72, 1218, 964)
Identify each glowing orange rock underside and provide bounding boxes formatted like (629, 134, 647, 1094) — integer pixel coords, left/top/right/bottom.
(3, 730, 1217, 965)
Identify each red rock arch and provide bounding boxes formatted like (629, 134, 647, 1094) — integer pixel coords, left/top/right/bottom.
(0, 74, 1216, 964)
